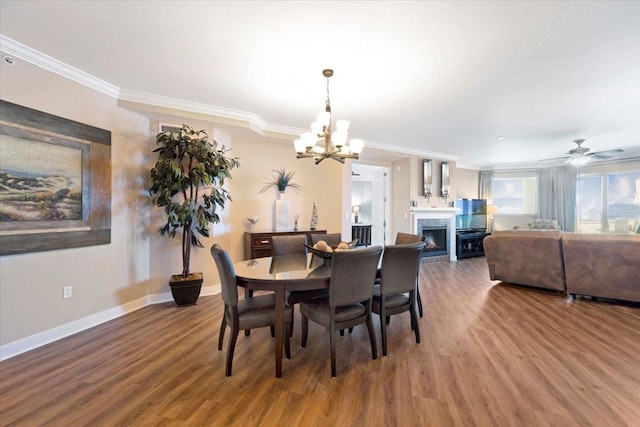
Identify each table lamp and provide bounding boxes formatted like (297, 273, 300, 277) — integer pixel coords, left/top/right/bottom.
(352, 205, 360, 223)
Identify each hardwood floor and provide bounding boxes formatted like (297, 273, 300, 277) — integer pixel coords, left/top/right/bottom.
(1, 257, 639, 426)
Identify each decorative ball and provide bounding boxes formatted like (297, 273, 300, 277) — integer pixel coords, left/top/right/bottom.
(313, 240, 328, 251)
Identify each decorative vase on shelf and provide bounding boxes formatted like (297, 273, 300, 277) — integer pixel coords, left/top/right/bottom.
(310, 202, 318, 231)
(274, 192, 290, 231)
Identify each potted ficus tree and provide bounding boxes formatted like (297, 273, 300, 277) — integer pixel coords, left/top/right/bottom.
(149, 124, 239, 306)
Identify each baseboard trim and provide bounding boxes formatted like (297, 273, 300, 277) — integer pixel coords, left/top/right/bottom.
(0, 284, 221, 361)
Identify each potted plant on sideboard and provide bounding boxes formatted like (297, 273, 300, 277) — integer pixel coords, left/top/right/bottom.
(149, 125, 239, 306)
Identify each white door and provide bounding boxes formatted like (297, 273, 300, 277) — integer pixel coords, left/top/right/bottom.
(371, 168, 387, 246)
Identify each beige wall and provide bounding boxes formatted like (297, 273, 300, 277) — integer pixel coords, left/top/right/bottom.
(0, 54, 151, 346)
(456, 168, 480, 199)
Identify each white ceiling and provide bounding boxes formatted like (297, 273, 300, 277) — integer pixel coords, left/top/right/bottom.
(1, 1, 639, 169)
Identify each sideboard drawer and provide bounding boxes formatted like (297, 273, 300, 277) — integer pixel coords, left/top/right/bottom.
(244, 230, 327, 260)
(253, 237, 272, 248)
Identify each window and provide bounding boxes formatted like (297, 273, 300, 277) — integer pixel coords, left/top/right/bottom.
(577, 171, 640, 232)
(492, 176, 537, 214)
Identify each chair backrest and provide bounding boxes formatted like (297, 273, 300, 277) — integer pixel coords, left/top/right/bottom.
(395, 232, 425, 245)
(309, 233, 342, 247)
(329, 246, 383, 307)
(271, 234, 307, 256)
(210, 244, 238, 306)
(379, 242, 426, 295)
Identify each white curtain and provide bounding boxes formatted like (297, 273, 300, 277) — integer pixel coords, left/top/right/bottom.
(536, 166, 577, 231)
(479, 170, 493, 203)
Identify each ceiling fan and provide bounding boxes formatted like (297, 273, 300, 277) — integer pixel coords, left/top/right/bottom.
(541, 139, 624, 166)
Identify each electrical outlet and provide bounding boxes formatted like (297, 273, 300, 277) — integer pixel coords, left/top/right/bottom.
(63, 286, 72, 299)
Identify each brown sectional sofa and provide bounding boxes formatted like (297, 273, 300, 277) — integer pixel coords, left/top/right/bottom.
(483, 230, 640, 303)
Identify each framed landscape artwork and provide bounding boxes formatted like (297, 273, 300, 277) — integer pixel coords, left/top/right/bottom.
(0, 100, 111, 255)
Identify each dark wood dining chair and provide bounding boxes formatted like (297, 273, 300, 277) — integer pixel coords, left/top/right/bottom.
(210, 244, 292, 376)
(372, 242, 425, 356)
(270, 234, 308, 256)
(394, 232, 426, 317)
(300, 245, 383, 377)
(271, 235, 327, 336)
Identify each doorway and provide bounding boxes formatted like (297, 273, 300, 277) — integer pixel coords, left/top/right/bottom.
(351, 163, 389, 247)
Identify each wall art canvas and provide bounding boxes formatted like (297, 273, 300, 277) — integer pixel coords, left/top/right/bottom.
(0, 100, 111, 255)
(1, 136, 83, 221)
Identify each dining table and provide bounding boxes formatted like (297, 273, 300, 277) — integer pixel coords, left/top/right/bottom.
(233, 253, 332, 378)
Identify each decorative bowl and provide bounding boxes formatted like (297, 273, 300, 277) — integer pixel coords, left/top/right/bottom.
(304, 240, 359, 260)
(304, 244, 335, 260)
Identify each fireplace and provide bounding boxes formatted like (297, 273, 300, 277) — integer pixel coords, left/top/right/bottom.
(420, 225, 448, 257)
(411, 207, 457, 261)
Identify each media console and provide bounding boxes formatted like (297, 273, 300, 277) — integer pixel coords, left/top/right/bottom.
(456, 230, 490, 259)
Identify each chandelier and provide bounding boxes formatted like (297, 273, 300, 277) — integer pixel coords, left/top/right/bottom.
(294, 69, 364, 164)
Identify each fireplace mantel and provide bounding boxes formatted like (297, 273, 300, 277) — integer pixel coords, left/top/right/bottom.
(410, 208, 457, 261)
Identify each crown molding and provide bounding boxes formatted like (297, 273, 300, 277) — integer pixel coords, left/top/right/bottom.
(118, 88, 302, 137)
(0, 34, 120, 98)
(363, 139, 459, 162)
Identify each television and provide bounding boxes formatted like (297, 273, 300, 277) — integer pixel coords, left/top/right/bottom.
(455, 198, 487, 232)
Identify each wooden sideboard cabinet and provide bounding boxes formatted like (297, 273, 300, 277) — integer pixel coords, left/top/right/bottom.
(243, 230, 327, 260)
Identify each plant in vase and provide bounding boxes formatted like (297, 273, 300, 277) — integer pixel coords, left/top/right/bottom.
(149, 125, 239, 306)
(258, 167, 303, 196)
(259, 167, 303, 231)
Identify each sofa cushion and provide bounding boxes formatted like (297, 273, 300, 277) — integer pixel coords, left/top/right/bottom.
(562, 233, 640, 302)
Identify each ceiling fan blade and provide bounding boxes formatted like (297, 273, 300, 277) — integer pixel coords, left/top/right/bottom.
(591, 148, 624, 156)
(588, 153, 614, 159)
(539, 156, 569, 162)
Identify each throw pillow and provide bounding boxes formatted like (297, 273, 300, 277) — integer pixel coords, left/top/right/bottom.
(529, 219, 561, 230)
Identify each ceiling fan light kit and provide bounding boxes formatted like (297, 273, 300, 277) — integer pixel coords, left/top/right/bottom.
(294, 69, 364, 165)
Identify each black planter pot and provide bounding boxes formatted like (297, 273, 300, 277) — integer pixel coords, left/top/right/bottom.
(169, 273, 203, 307)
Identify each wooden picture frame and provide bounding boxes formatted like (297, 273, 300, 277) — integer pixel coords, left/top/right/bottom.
(0, 100, 111, 255)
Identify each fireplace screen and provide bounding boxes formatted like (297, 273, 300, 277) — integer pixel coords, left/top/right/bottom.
(421, 226, 447, 257)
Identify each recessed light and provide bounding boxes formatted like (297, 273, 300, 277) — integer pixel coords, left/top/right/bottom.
(3, 55, 15, 65)
(497, 136, 505, 141)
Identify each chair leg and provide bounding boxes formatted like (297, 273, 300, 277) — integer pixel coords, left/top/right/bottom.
(330, 328, 337, 378)
(348, 327, 354, 334)
(340, 329, 345, 336)
(285, 321, 292, 359)
(226, 328, 239, 377)
(270, 325, 275, 338)
(244, 290, 253, 336)
(411, 302, 421, 344)
(301, 314, 309, 348)
(218, 315, 227, 351)
(380, 305, 388, 357)
(417, 287, 424, 318)
(386, 316, 390, 325)
(290, 305, 295, 338)
(366, 314, 378, 360)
